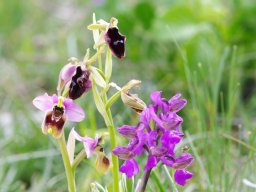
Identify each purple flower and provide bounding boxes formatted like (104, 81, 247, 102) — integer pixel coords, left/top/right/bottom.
(120, 158, 139, 178)
(113, 91, 193, 186)
(105, 27, 126, 59)
(117, 125, 139, 139)
(145, 155, 158, 170)
(174, 169, 193, 186)
(33, 93, 85, 138)
(72, 129, 98, 158)
(57, 63, 77, 93)
(72, 129, 110, 174)
(112, 146, 134, 160)
(172, 153, 194, 169)
(57, 63, 92, 100)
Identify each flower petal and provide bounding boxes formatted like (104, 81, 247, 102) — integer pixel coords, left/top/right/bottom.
(173, 153, 194, 169)
(72, 129, 97, 158)
(174, 169, 193, 186)
(57, 63, 77, 93)
(112, 146, 134, 160)
(118, 125, 138, 139)
(150, 91, 169, 112)
(33, 93, 54, 111)
(120, 158, 139, 178)
(64, 99, 85, 122)
(145, 155, 158, 171)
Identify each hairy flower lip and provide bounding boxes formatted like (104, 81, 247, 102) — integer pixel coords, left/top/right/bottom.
(68, 66, 92, 100)
(105, 27, 126, 59)
(42, 110, 66, 139)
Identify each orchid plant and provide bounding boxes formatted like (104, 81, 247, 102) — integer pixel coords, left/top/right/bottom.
(32, 14, 194, 192)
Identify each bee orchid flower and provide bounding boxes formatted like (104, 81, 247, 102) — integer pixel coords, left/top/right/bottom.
(33, 93, 85, 139)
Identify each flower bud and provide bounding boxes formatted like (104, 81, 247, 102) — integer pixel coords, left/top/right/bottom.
(121, 92, 147, 114)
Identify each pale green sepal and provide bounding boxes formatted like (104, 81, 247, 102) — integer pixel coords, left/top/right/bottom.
(90, 66, 107, 88)
(93, 31, 106, 49)
(88, 23, 108, 31)
(92, 13, 100, 44)
(105, 48, 112, 82)
(66, 128, 76, 164)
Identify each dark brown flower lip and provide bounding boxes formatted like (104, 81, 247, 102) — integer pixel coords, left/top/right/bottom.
(68, 66, 92, 100)
(105, 27, 126, 59)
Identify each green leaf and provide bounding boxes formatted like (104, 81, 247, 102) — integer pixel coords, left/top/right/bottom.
(92, 81, 107, 120)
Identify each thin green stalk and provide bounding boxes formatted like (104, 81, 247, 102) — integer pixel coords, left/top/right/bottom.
(58, 134, 76, 192)
(72, 150, 86, 172)
(105, 107, 120, 192)
(163, 165, 178, 192)
(151, 170, 165, 192)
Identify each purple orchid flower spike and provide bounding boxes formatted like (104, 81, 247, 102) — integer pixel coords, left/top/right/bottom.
(33, 93, 85, 138)
(113, 91, 194, 187)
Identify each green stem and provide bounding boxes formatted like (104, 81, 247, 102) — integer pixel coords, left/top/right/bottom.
(72, 150, 86, 172)
(105, 107, 120, 192)
(58, 134, 76, 192)
(163, 165, 178, 192)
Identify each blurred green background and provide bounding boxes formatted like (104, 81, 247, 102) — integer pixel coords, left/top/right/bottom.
(0, 0, 256, 191)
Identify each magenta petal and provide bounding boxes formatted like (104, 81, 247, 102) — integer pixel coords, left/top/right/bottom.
(118, 125, 138, 139)
(72, 129, 97, 158)
(120, 158, 139, 178)
(150, 91, 162, 105)
(174, 169, 193, 186)
(173, 153, 194, 169)
(64, 99, 85, 122)
(145, 155, 158, 170)
(168, 93, 187, 112)
(33, 93, 54, 111)
(112, 146, 134, 160)
(160, 156, 175, 167)
(57, 63, 77, 92)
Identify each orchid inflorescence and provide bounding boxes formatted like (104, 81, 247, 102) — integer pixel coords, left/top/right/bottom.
(32, 14, 193, 192)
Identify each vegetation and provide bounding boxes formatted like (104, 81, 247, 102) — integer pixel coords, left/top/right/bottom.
(0, 0, 255, 191)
